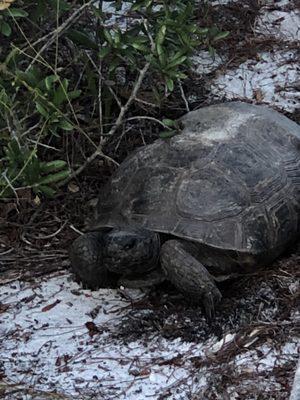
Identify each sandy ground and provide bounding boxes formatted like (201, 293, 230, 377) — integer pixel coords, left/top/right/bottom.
(0, 270, 299, 399)
(1, 0, 300, 399)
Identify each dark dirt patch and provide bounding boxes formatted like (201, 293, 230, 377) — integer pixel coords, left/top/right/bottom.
(0, 168, 111, 281)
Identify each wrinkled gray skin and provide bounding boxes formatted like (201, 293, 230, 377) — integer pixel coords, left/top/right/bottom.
(70, 102, 300, 319)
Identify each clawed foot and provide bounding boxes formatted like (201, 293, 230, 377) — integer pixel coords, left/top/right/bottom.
(160, 240, 222, 319)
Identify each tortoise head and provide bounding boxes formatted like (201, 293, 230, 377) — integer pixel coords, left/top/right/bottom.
(102, 227, 160, 275)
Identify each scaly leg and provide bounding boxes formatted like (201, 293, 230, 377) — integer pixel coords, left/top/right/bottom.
(160, 240, 222, 319)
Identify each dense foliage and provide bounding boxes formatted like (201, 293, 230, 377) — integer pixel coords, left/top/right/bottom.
(0, 0, 228, 199)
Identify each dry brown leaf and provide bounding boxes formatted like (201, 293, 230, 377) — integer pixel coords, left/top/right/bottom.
(0, 303, 10, 313)
(85, 321, 101, 337)
(42, 299, 61, 312)
(253, 88, 264, 102)
(0, 0, 15, 11)
(33, 195, 41, 206)
(68, 182, 79, 193)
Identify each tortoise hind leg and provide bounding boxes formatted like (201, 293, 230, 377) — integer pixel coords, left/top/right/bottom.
(69, 231, 117, 289)
(160, 240, 222, 319)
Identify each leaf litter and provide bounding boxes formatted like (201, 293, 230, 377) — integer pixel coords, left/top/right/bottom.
(0, 260, 299, 399)
(1, 0, 300, 399)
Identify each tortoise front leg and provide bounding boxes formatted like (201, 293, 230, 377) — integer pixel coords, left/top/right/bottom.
(69, 231, 116, 289)
(160, 240, 222, 319)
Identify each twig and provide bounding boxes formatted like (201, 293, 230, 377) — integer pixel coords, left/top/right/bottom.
(26, 0, 100, 69)
(21, 122, 42, 138)
(2, 172, 20, 205)
(126, 115, 173, 129)
(69, 224, 84, 235)
(26, 138, 60, 151)
(115, 126, 133, 152)
(0, 381, 71, 399)
(25, 222, 67, 240)
(134, 96, 159, 108)
(64, 28, 155, 183)
(84, 51, 122, 111)
(178, 79, 190, 112)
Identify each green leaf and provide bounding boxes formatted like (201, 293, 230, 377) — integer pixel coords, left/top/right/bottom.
(175, 72, 187, 80)
(162, 118, 176, 127)
(53, 79, 69, 106)
(8, 8, 29, 18)
(45, 75, 59, 91)
(166, 78, 174, 92)
(213, 31, 229, 41)
(159, 129, 178, 139)
(114, 30, 121, 46)
(156, 25, 166, 45)
(131, 42, 148, 52)
(38, 170, 70, 185)
(49, 114, 60, 124)
(131, 4, 141, 11)
(103, 29, 113, 45)
(40, 160, 67, 173)
(1, 22, 12, 37)
(16, 67, 41, 88)
(66, 29, 98, 50)
(59, 119, 73, 131)
(208, 46, 215, 58)
(67, 89, 81, 100)
(178, 32, 189, 46)
(99, 47, 111, 59)
(166, 55, 187, 69)
(38, 185, 56, 197)
(198, 28, 209, 35)
(36, 102, 49, 118)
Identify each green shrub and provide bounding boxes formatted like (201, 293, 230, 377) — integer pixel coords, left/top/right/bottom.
(0, 0, 228, 199)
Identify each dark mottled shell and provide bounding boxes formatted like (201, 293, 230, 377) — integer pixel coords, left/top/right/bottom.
(94, 102, 300, 258)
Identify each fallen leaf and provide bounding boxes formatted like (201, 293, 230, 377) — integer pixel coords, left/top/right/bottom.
(68, 182, 79, 193)
(0, 303, 9, 313)
(158, 356, 183, 367)
(253, 88, 264, 102)
(89, 305, 101, 319)
(42, 299, 61, 312)
(55, 356, 62, 367)
(85, 321, 101, 337)
(0, 0, 15, 11)
(33, 195, 41, 206)
(21, 294, 37, 303)
(139, 368, 151, 376)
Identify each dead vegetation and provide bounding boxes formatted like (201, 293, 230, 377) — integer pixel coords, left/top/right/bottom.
(1, 1, 300, 399)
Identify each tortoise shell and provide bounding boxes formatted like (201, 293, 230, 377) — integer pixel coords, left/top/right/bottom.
(94, 102, 300, 260)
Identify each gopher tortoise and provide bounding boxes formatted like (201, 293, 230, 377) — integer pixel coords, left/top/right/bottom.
(70, 102, 300, 317)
